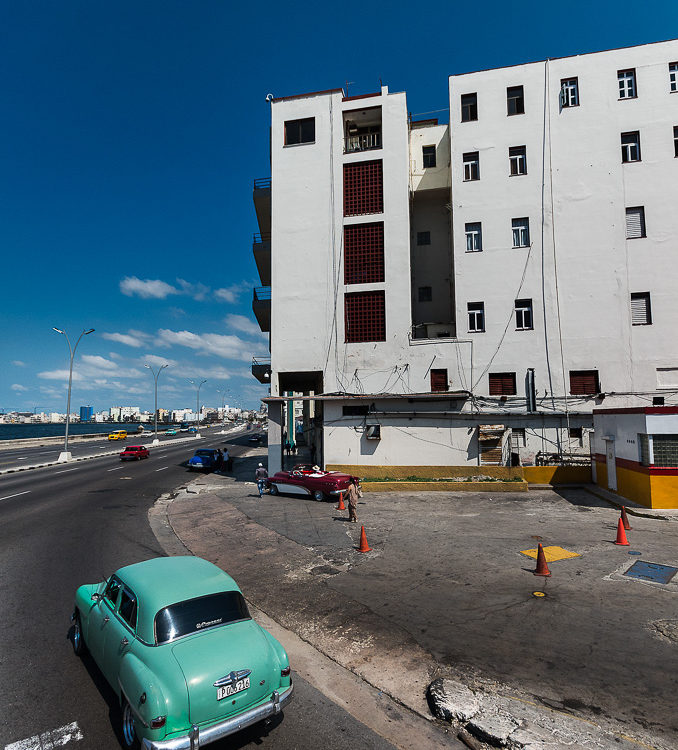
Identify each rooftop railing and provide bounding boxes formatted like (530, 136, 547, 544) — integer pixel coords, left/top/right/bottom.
(253, 178, 271, 190)
(253, 286, 271, 302)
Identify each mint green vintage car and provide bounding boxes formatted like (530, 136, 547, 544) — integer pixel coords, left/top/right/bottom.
(72, 556, 293, 749)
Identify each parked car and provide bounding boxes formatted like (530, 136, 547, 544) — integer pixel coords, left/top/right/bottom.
(267, 465, 361, 501)
(188, 426, 197, 434)
(72, 556, 293, 749)
(248, 434, 263, 445)
(187, 449, 219, 471)
(108, 430, 128, 441)
(119, 445, 149, 461)
(165, 428, 177, 436)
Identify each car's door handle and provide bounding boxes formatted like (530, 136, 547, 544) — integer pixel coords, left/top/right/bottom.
(103, 616, 110, 624)
(120, 637, 129, 647)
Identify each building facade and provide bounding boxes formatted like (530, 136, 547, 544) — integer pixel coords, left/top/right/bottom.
(251, 40, 678, 480)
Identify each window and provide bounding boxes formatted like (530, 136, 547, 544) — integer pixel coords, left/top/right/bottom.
(674, 126, 678, 158)
(621, 131, 641, 163)
(155, 592, 250, 645)
(569, 370, 600, 395)
(512, 218, 530, 247)
(511, 427, 526, 448)
(631, 292, 652, 325)
(560, 78, 579, 107)
(651, 435, 678, 467)
(618, 69, 637, 99)
(284, 117, 315, 145)
(657, 368, 678, 389)
(430, 368, 448, 392)
(119, 589, 137, 629)
(489, 372, 517, 396)
(343, 405, 369, 416)
(416, 231, 431, 246)
(671, 63, 678, 93)
(344, 290, 386, 343)
(418, 286, 432, 302)
(625, 206, 646, 238)
(343, 160, 383, 216)
(507, 86, 525, 115)
(461, 93, 478, 122)
(344, 223, 384, 284)
(103, 577, 122, 608)
(463, 151, 480, 181)
(569, 427, 583, 440)
(639, 433, 651, 465)
(465, 222, 482, 252)
(509, 146, 527, 175)
(468, 302, 485, 332)
(515, 298, 533, 330)
(422, 145, 436, 168)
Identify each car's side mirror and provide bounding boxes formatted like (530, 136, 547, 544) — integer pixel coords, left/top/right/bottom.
(91, 592, 101, 602)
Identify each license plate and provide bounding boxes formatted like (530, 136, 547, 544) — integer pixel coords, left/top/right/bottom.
(217, 677, 250, 700)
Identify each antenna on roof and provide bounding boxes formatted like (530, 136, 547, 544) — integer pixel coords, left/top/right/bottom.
(345, 81, 355, 96)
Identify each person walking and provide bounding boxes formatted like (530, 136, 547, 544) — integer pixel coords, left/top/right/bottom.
(346, 479, 359, 523)
(223, 447, 231, 471)
(216, 449, 224, 471)
(255, 463, 268, 497)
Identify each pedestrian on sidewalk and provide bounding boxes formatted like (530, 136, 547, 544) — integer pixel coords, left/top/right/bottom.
(223, 447, 232, 471)
(255, 463, 268, 497)
(216, 449, 224, 471)
(346, 479, 359, 523)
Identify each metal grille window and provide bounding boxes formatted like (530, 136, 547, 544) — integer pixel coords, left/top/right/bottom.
(418, 286, 432, 302)
(430, 368, 448, 392)
(343, 160, 383, 216)
(651, 435, 678, 467)
(463, 152, 480, 181)
(284, 118, 315, 145)
(515, 299, 533, 330)
(625, 206, 646, 238)
(422, 145, 436, 168)
(417, 231, 431, 246)
(465, 222, 482, 252)
(621, 132, 641, 163)
(671, 63, 678, 93)
(511, 427, 526, 448)
(618, 69, 637, 99)
(489, 372, 517, 395)
(507, 86, 525, 115)
(560, 78, 579, 107)
(344, 290, 386, 343)
(461, 93, 478, 122)
(631, 292, 652, 325)
(569, 370, 600, 395)
(509, 146, 527, 175)
(344, 223, 384, 285)
(512, 218, 530, 247)
(468, 302, 485, 333)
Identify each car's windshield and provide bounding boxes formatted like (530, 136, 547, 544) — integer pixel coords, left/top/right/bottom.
(154, 592, 250, 644)
(195, 450, 213, 456)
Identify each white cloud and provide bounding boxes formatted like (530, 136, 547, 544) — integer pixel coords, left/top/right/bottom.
(102, 330, 150, 348)
(214, 283, 248, 304)
(225, 313, 264, 337)
(11, 383, 28, 392)
(142, 354, 177, 369)
(120, 276, 179, 299)
(177, 279, 210, 301)
(11, 360, 26, 367)
(38, 354, 143, 382)
(156, 329, 251, 361)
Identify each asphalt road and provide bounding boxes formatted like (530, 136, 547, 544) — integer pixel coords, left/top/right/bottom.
(0, 430, 397, 750)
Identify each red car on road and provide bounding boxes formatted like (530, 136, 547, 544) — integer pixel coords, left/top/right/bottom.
(267, 465, 361, 501)
(119, 445, 149, 461)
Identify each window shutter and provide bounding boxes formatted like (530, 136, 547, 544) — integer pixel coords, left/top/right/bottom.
(569, 370, 599, 395)
(626, 207, 645, 238)
(430, 369, 448, 392)
(631, 294, 651, 325)
(489, 373, 516, 396)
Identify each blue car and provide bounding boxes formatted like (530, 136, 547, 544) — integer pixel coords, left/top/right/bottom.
(187, 449, 219, 472)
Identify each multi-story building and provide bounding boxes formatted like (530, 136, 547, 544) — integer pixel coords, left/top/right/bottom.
(251, 39, 678, 478)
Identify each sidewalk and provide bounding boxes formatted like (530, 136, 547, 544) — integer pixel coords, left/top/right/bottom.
(153, 454, 678, 750)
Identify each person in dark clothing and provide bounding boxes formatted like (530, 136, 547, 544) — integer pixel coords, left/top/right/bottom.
(216, 449, 224, 471)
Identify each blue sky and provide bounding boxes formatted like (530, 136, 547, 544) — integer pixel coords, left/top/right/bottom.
(1, 1, 674, 414)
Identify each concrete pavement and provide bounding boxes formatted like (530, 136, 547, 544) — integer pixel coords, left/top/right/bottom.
(153, 453, 678, 750)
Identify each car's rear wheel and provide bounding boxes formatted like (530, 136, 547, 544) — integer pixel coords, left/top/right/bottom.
(72, 611, 86, 656)
(313, 490, 324, 501)
(269, 484, 279, 496)
(121, 698, 140, 749)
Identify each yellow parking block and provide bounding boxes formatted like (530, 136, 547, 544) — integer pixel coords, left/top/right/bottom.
(520, 545, 581, 562)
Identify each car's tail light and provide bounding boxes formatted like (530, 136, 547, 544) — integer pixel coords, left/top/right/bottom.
(150, 716, 166, 729)
(281, 666, 291, 677)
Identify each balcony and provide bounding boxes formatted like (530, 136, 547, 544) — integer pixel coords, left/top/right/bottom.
(252, 356, 272, 384)
(252, 286, 271, 332)
(344, 131, 382, 154)
(253, 233, 271, 286)
(253, 178, 271, 236)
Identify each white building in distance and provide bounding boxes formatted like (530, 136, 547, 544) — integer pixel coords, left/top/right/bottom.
(251, 39, 678, 479)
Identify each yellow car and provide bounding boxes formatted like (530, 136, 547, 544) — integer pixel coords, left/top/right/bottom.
(108, 430, 128, 441)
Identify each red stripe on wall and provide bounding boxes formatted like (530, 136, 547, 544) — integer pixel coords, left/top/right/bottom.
(593, 453, 678, 476)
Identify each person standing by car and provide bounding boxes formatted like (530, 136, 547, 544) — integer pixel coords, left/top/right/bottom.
(346, 480, 359, 523)
(216, 449, 224, 471)
(223, 447, 232, 471)
(255, 463, 268, 497)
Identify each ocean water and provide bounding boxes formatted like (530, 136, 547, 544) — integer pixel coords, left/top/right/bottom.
(0, 423, 148, 441)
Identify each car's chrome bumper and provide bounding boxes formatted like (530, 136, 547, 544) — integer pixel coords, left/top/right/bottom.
(141, 683, 293, 750)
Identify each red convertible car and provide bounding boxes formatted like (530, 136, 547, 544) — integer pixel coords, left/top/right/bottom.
(267, 465, 361, 501)
(119, 445, 149, 461)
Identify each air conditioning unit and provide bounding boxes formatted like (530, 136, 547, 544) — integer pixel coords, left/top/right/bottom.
(365, 424, 381, 440)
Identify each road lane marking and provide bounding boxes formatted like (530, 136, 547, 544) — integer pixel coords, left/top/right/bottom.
(107, 466, 123, 471)
(156, 454, 168, 458)
(39, 451, 54, 455)
(5, 720, 83, 749)
(55, 468, 77, 474)
(17, 457, 28, 460)
(155, 466, 169, 472)
(0, 491, 31, 502)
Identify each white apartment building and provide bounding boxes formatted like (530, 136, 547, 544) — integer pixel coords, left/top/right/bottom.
(251, 40, 678, 477)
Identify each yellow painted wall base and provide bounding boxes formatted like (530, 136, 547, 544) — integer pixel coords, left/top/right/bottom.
(595, 460, 678, 509)
(522, 466, 592, 485)
(361, 480, 528, 493)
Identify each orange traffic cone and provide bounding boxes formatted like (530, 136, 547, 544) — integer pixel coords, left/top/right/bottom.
(336, 492, 345, 511)
(533, 543, 551, 577)
(615, 517, 630, 546)
(358, 525, 371, 553)
(621, 506, 632, 531)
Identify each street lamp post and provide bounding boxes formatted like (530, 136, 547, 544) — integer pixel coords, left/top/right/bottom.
(145, 363, 168, 445)
(52, 327, 95, 462)
(189, 379, 207, 438)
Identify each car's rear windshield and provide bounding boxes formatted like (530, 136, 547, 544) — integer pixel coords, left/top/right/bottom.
(195, 450, 213, 456)
(154, 592, 250, 644)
